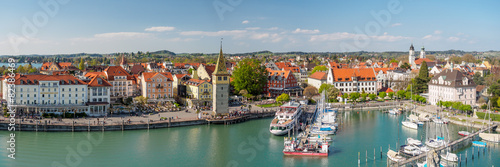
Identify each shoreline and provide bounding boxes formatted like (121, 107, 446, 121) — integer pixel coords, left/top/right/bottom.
(0, 112, 276, 132)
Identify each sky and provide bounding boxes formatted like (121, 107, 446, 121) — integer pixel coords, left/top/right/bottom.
(0, 0, 499, 55)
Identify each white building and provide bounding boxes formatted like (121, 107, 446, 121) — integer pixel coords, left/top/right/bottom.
(3, 74, 91, 115)
(327, 67, 377, 94)
(307, 71, 327, 89)
(428, 69, 476, 106)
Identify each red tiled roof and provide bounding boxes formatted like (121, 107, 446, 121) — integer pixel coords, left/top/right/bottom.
(204, 65, 216, 77)
(309, 72, 327, 80)
(7, 74, 86, 85)
(275, 62, 292, 69)
(104, 66, 130, 81)
(414, 58, 433, 65)
(282, 66, 300, 73)
(142, 72, 173, 82)
(86, 76, 112, 87)
(332, 68, 376, 82)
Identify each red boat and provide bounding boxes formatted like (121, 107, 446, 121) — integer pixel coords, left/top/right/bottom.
(283, 151, 328, 156)
(458, 131, 471, 137)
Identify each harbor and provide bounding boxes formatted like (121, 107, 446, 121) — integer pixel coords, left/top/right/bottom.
(1, 106, 499, 166)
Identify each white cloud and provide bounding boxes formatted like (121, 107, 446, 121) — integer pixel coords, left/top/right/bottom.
(250, 33, 269, 40)
(94, 32, 151, 38)
(145, 26, 176, 32)
(293, 28, 320, 34)
(180, 30, 248, 39)
(422, 34, 441, 41)
(447, 36, 460, 42)
(242, 20, 249, 24)
(390, 23, 402, 27)
(268, 27, 279, 30)
(245, 27, 261, 30)
(457, 32, 464, 36)
(434, 30, 442, 34)
(310, 32, 408, 42)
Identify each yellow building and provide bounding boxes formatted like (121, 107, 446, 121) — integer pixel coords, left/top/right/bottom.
(184, 79, 212, 107)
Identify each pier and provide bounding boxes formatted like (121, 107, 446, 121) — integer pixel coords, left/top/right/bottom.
(390, 123, 499, 166)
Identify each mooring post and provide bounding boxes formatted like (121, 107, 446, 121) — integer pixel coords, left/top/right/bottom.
(88, 120, 90, 132)
(148, 119, 150, 130)
(72, 121, 74, 132)
(122, 120, 124, 131)
(366, 150, 367, 163)
(373, 148, 375, 161)
(36, 121, 38, 132)
(472, 147, 474, 160)
(380, 146, 382, 159)
(466, 150, 468, 163)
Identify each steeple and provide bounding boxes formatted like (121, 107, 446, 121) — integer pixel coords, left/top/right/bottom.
(213, 39, 228, 75)
(410, 43, 414, 51)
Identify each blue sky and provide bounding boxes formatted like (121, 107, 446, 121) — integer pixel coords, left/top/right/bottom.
(1, 0, 499, 55)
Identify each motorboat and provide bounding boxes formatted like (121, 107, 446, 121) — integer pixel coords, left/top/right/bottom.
(269, 102, 303, 135)
(407, 138, 422, 146)
(400, 145, 422, 156)
(387, 150, 405, 163)
(458, 131, 471, 137)
(425, 136, 447, 148)
(388, 108, 400, 115)
(472, 141, 487, 147)
(402, 121, 418, 129)
(440, 152, 458, 162)
(283, 137, 329, 156)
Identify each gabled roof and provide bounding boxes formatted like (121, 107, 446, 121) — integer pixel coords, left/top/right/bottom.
(130, 64, 146, 74)
(309, 72, 327, 80)
(282, 66, 300, 73)
(175, 74, 190, 79)
(429, 69, 476, 88)
(414, 58, 433, 65)
(104, 66, 131, 81)
(204, 64, 216, 77)
(142, 72, 173, 82)
(86, 76, 112, 87)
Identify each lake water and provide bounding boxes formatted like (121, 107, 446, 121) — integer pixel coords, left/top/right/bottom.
(0, 63, 43, 69)
(0, 110, 498, 166)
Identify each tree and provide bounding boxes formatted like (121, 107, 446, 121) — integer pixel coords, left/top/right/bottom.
(341, 93, 349, 100)
(472, 73, 485, 85)
(231, 58, 268, 96)
(413, 61, 430, 93)
(388, 92, 394, 99)
(303, 86, 318, 99)
(326, 86, 340, 100)
(349, 92, 360, 102)
(311, 65, 328, 74)
(379, 92, 387, 99)
(134, 96, 148, 105)
(360, 93, 368, 100)
(396, 90, 406, 99)
(78, 58, 85, 70)
(462, 54, 476, 63)
(368, 94, 377, 100)
(405, 92, 412, 99)
(276, 93, 290, 104)
(400, 63, 411, 70)
(319, 83, 333, 93)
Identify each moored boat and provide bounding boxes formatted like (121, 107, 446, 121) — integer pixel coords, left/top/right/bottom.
(458, 131, 471, 137)
(269, 102, 303, 135)
(440, 152, 458, 162)
(479, 132, 500, 143)
(387, 150, 405, 162)
(472, 141, 487, 147)
(402, 121, 418, 129)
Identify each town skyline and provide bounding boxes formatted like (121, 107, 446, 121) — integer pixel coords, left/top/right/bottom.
(1, 0, 499, 55)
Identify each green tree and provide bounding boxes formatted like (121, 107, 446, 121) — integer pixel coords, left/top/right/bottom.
(341, 93, 349, 101)
(388, 92, 394, 99)
(405, 92, 412, 99)
(134, 96, 148, 105)
(231, 58, 268, 95)
(319, 83, 333, 93)
(396, 90, 406, 99)
(368, 94, 377, 100)
(360, 93, 368, 100)
(349, 92, 360, 102)
(327, 86, 340, 100)
(472, 73, 485, 85)
(276, 93, 290, 103)
(311, 65, 328, 74)
(400, 62, 411, 70)
(78, 58, 85, 70)
(379, 92, 387, 99)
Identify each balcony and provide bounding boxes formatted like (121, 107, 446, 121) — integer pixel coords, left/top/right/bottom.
(156, 85, 164, 89)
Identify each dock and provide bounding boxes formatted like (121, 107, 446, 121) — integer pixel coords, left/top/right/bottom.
(206, 111, 276, 125)
(389, 123, 499, 166)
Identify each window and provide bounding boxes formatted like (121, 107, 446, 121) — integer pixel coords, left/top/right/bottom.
(224, 77, 227, 80)
(69, 88, 72, 91)
(62, 94, 64, 97)
(218, 77, 222, 80)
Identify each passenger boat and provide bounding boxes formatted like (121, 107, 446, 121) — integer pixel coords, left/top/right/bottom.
(387, 150, 405, 162)
(458, 131, 471, 137)
(269, 102, 303, 135)
(472, 141, 487, 147)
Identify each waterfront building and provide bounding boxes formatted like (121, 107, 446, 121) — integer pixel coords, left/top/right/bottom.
(326, 67, 377, 94)
(86, 76, 112, 116)
(140, 72, 174, 101)
(428, 69, 476, 106)
(196, 64, 216, 80)
(212, 44, 230, 115)
(183, 79, 212, 108)
(2, 74, 89, 115)
(263, 69, 301, 97)
(85, 66, 137, 103)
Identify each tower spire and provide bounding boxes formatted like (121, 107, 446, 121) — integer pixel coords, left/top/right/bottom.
(213, 38, 228, 75)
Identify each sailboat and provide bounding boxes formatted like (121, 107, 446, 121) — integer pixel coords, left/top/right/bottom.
(440, 123, 458, 162)
(402, 87, 418, 130)
(478, 101, 500, 143)
(458, 108, 472, 137)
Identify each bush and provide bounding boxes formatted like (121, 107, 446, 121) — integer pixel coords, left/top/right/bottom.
(308, 99, 316, 104)
(481, 104, 487, 109)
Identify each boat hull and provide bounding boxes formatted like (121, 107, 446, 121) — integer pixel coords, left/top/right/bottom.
(283, 151, 328, 156)
(270, 129, 291, 136)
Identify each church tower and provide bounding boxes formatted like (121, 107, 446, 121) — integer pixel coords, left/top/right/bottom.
(409, 44, 415, 66)
(212, 41, 230, 115)
(420, 46, 426, 59)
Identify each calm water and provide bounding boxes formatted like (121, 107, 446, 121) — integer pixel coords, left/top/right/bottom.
(0, 63, 43, 69)
(0, 110, 498, 167)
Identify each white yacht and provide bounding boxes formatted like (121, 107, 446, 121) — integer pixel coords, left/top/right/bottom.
(425, 137, 447, 148)
(269, 102, 303, 135)
(402, 120, 418, 129)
